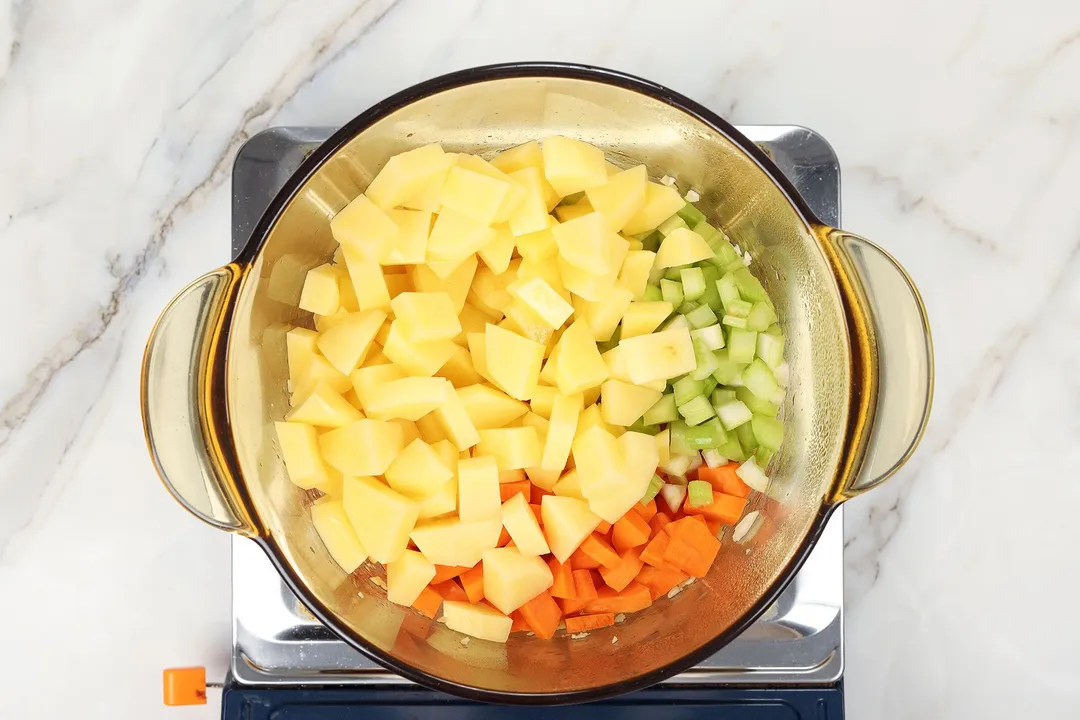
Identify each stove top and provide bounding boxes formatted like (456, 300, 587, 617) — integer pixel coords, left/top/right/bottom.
(227, 125, 844, 690)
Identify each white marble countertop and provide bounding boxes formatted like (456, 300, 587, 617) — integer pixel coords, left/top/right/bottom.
(3, 0, 1079, 717)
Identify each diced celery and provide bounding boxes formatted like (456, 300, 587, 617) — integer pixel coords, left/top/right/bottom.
(677, 201, 707, 227)
(736, 386, 779, 417)
(751, 414, 784, 450)
(701, 376, 718, 397)
(716, 435, 746, 462)
(641, 231, 662, 253)
(732, 267, 769, 303)
(642, 284, 663, 302)
(558, 191, 585, 206)
(711, 349, 748, 385)
(691, 325, 726, 351)
(690, 339, 720, 380)
(701, 448, 728, 468)
(673, 376, 706, 406)
(754, 446, 776, 469)
(658, 214, 689, 236)
(677, 301, 699, 315)
(711, 388, 737, 407)
(680, 267, 706, 301)
(726, 299, 753, 318)
(698, 264, 723, 311)
(692, 221, 723, 247)
(687, 480, 712, 507)
(685, 304, 719, 329)
(722, 314, 749, 329)
(662, 457, 693, 480)
(711, 241, 740, 269)
(746, 302, 777, 332)
(660, 278, 684, 306)
(662, 314, 690, 332)
(727, 328, 758, 364)
(643, 394, 678, 425)
(765, 323, 783, 336)
(716, 273, 740, 306)
(742, 359, 784, 404)
(642, 474, 665, 504)
(686, 418, 727, 448)
(735, 421, 758, 452)
(678, 395, 715, 426)
(716, 400, 753, 430)
(664, 267, 685, 282)
(756, 332, 785, 369)
(669, 421, 695, 455)
(726, 371, 745, 388)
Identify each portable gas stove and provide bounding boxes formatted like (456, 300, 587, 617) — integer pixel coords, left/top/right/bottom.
(220, 125, 845, 719)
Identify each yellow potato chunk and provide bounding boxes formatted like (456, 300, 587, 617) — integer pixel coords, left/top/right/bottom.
(298, 264, 340, 316)
(366, 143, 453, 210)
(436, 344, 483, 388)
(319, 418, 404, 476)
(485, 323, 544, 401)
(482, 547, 553, 615)
(293, 354, 352, 404)
(364, 376, 452, 421)
(577, 286, 634, 342)
(540, 391, 582, 473)
(457, 384, 529, 430)
(331, 194, 398, 257)
(530, 385, 556, 420)
(433, 388, 481, 451)
(381, 322, 457, 377)
(617, 250, 658, 300)
(311, 498, 367, 572)
(478, 224, 515, 275)
(509, 165, 559, 211)
(341, 244, 391, 312)
(599, 379, 664, 426)
(381, 209, 430, 265)
(418, 476, 457, 520)
(474, 427, 542, 471)
(410, 518, 502, 567)
(410, 253, 478, 314)
(386, 550, 436, 606)
(391, 292, 462, 343)
(621, 301, 674, 339)
(514, 224, 558, 262)
(458, 455, 501, 523)
(426, 209, 497, 269)
(287, 381, 364, 427)
(286, 327, 319, 386)
(507, 277, 573, 330)
(551, 212, 609, 272)
(505, 174, 550, 237)
(316, 310, 387, 374)
(275, 421, 338, 491)
(552, 469, 585, 500)
(443, 600, 512, 643)
(622, 181, 687, 235)
(554, 200, 593, 223)
(350, 363, 405, 410)
(541, 495, 602, 563)
(342, 475, 420, 564)
(585, 164, 647, 232)
(439, 166, 512, 226)
(618, 327, 697, 383)
(572, 424, 624, 492)
(415, 413, 448, 445)
(470, 265, 513, 315)
(553, 319, 609, 396)
(490, 140, 544, 174)
(542, 136, 607, 196)
(587, 432, 659, 523)
(385, 438, 454, 497)
(655, 227, 714, 268)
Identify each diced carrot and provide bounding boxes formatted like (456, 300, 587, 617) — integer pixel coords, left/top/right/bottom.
(636, 565, 689, 600)
(684, 490, 746, 525)
(519, 591, 563, 639)
(529, 503, 544, 526)
(559, 569, 598, 614)
(564, 613, 615, 634)
(706, 518, 724, 536)
(611, 511, 651, 552)
(650, 511, 673, 537)
(580, 534, 621, 569)
(412, 586, 443, 619)
(499, 469, 526, 484)
(595, 519, 612, 535)
(663, 518, 721, 577)
(696, 464, 751, 498)
(500, 480, 532, 503)
(510, 610, 530, 632)
(460, 565, 485, 604)
(497, 526, 512, 547)
(586, 581, 652, 613)
(531, 485, 552, 505)
(633, 498, 657, 522)
(639, 531, 671, 569)
(431, 565, 470, 584)
(547, 557, 575, 599)
(569, 546, 601, 570)
(664, 514, 708, 537)
(598, 547, 644, 591)
(431, 579, 469, 603)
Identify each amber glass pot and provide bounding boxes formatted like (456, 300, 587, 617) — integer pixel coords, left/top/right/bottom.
(141, 63, 932, 703)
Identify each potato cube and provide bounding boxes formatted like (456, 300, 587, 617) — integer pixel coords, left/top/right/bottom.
(474, 427, 542, 471)
(505, 169, 551, 236)
(381, 322, 457, 377)
(390, 418, 421, 446)
(622, 181, 687, 235)
(417, 477, 457, 520)
(436, 344, 483, 387)
(557, 257, 615, 302)
(456, 303, 492, 345)
(433, 389, 481, 451)
(617, 250, 657, 300)
(391, 292, 462, 343)
(286, 327, 320, 387)
(618, 328, 697, 383)
(341, 244, 391, 312)
(478, 224, 515, 275)
(331, 194, 398, 257)
(410, 518, 502, 567)
(319, 418, 404, 476)
(552, 319, 609, 395)
(577, 286, 634, 342)
(599, 380, 663, 426)
(457, 455, 501, 523)
(381, 209, 430, 265)
(554, 200, 593, 223)
(542, 135, 607, 196)
(350, 363, 405, 410)
(585, 164, 647, 232)
(342, 475, 420, 564)
(514, 225, 558, 262)
(364, 376, 452, 421)
(509, 165, 559, 211)
(501, 300, 556, 348)
(485, 324, 544, 401)
(471, 265, 513, 315)
(287, 381, 364, 427)
(386, 438, 453, 498)
(416, 413, 448, 444)
(453, 154, 525, 223)
(530, 385, 557, 420)
(443, 600, 512, 643)
(540, 391, 583, 472)
(551, 212, 610, 272)
(552, 469, 585, 500)
(439, 166, 511, 226)
(409, 254, 477, 314)
(572, 424, 624, 493)
(366, 143, 452, 210)
(274, 421, 338, 491)
(386, 550, 437, 606)
(621, 301, 674, 339)
(457, 384, 529, 429)
(311, 498, 367, 572)
(298, 264, 340, 316)
(507, 277, 573, 330)
(482, 547, 553, 614)
(316, 310, 387, 374)
(587, 432, 658, 523)
(541, 495, 601, 563)
(427, 209, 496, 268)
(490, 140, 544, 174)
(655, 227, 714, 268)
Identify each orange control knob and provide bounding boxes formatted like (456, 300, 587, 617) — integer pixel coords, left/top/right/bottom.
(163, 667, 208, 706)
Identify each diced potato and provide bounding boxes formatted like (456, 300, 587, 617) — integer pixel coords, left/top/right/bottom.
(293, 354, 352, 404)
(342, 475, 420, 564)
(506, 171, 553, 236)
(553, 319, 609, 395)
(410, 517, 502, 567)
(350, 363, 405, 410)
(433, 389, 481, 451)
(514, 225, 558, 262)
(436, 344, 484, 387)
(311, 498, 367, 572)
(443, 600, 512, 643)
(417, 477, 457, 520)
(478, 224, 515, 275)
(538, 338, 560, 387)
(655, 227, 714, 268)
(457, 384, 529, 429)
(578, 286, 634, 342)
(501, 300, 556, 348)
(287, 381, 364, 427)
(316, 310, 387, 374)
(385, 438, 454, 497)
(601, 346, 631, 383)
(551, 212, 610, 272)
(554, 200, 593, 223)
(456, 303, 492, 346)
(621, 301, 674, 339)
(337, 269, 360, 311)
(575, 403, 622, 441)
(474, 427, 542, 471)
(366, 143, 453, 210)
(530, 385, 556, 419)
(585, 164, 647, 232)
(572, 424, 624, 494)
(384, 273, 413, 299)
(617, 250, 658, 300)
(286, 327, 320, 388)
(490, 140, 544, 174)
(298, 264, 340, 316)
(655, 427, 670, 467)
(599, 379, 663, 426)
(587, 432, 659, 523)
(521, 411, 550, 437)
(314, 308, 350, 334)
(552, 469, 585, 500)
(415, 413, 448, 445)
(331, 194, 398, 257)
(319, 418, 404, 476)
(275, 421, 338, 491)
(618, 328, 697, 383)
(381, 209, 430, 265)
(410, 254, 478, 314)
(365, 376, 452, 425)
(341, 244, 391, 312)
(557, 256, 616, 302)
(540, 391, 582, 473)
(509, 166, 559, 211)
(482, 547, 554, 615)
(390, 418, 421, 446)
(622, 181, 687, 235)
(391, 292, 462, 343)
(400, 164, 450, 212)
(458, 455, 501, 523)
(439, 166, 512, 226)
(507, 277, 573, 330)
(386, 550, 437, 606)
(381, 322, 457, 377)
(427, 209, 497, 269)
(470, 265, 513, 315)
(525, 466, 560, 491)
(541, 495, 602, 563)
(542, 136, 607, 196)
(466, 332, 496, 386)
(485, 323, 544, 401)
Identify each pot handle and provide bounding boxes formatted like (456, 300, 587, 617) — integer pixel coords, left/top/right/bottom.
(140, 266, 258, 536)
(819, 229, 934, 502)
